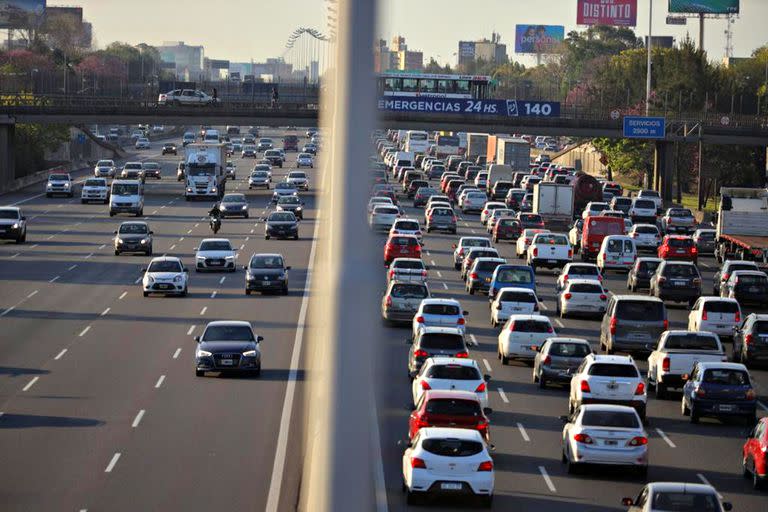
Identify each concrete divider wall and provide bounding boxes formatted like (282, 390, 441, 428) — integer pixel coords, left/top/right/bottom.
(552, 141, 608, 177)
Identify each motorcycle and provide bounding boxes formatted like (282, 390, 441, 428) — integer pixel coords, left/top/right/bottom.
(209, 215, 221, 234)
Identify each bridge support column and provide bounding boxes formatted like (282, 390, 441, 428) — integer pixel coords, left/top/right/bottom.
(653, 140, 674, 205)
(0, 120, 16, 194)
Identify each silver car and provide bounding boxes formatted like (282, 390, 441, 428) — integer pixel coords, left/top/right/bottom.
(600, 296, 668, 354)
(219, 193, 249, 218)
(248, 170, 271, 189)
(693, 228, 716, 254)
(533, 337, 592, 388)
(381, 280, 430, 324)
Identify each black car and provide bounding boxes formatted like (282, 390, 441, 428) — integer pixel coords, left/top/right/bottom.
(142, 162, 162, 179)
(264, 151, 283, 168)
(219, 193, 249, 218)
(276, 195, 304, 219)
(265, 211, 299, 240)
(195, 321, 262, 377)
(722, 271, 768, 306)
(626, 257, 662, 291)
(245, 253, 290, 295)
(114, 221, 153, 255)
(162, 143, 177, 155)
(733, 313, 768, 367)
(407, 327, 469, 377)
(302, 144, 317, 155)
(649, 261, 701, 306)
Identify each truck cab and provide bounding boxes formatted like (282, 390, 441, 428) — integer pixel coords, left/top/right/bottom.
(184, 144, 227, 200)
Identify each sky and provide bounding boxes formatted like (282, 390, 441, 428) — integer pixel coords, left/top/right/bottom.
(49, 0, 768, 66)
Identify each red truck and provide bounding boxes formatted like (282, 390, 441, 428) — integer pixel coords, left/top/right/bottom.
(580, 216, 625, 261)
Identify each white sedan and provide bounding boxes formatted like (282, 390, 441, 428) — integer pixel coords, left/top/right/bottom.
(135, 137, 151, 150)
(498, 314, 555, 365)
(556, 279, 608, 319)
(411, 357, 489, 408)
(142, 256, 188, 297)
(286, 171, 309, 190)
(195, 238, 237, 272)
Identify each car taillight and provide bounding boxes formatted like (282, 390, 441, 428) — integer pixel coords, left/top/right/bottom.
(411, 457, 427, 469)
(634, 382, 646, 395)
(482, 209, 488, 216)
(508, 321, 516, 332)
(702, 310, 708, 321)
(564, 293, 572, 300)
(658, 276, 667, 284)
(524, 238, 531, 244)
(428, 215, 434, 221)
(722, 273, 729, 282)
(422, 270, 427, 277)
(573, 433, 594, 444)
(745, 334, 755, 346)
(470, 272, 478, 279)
(734, 310, 741, 323)
(415, 316, 425, 323)
(475, 381, 486, 393)
(420, 380, 431, 390)
(628, 436, 648, 447)
(695, 386, 706, 397)
(563, 275, 569, 282)
(568, 249, 573, 258)
(414, 349, 428, 358)
(455, 351, 469, 358)
(631, 233, 638, 238)
(389, 270, 395, 279)
(533, 248, 539, 257)
(693, 278, 701, 285)
(457, 317, 465, 325)
(385, 296, 392, 307)
(691, 247, 698, 255)
(663, 319, 669, 330)
(609, 317, 617, 335)
(599, 294, 607, 301)
(542, 355, 551, 366)
(580, 380, 591, 393)
(662, 357, 670, 372)
(476, 420, 489, 435)
(477, 460, 493, 472)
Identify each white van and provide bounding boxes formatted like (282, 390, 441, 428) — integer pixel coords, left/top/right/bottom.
(109, 180, 144, 217)
(203, 129, 221, 143)
(596, 235, 636, 273)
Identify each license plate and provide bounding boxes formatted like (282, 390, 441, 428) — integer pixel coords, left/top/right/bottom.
(547, 259, 557, 264)
(604, 440, 618, 446)
(718, 404, 735, 412)
(220, 359, 234, 366)
(440, 483, 462, 491)
(210, 261, 222, 266)
(673, 280, 686, 286)
(158, 284, 171, 290)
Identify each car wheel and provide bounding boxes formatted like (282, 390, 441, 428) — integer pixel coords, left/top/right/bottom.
(656, 382, 667, 400)
(81, 199, 86, 204)
(689, 404, 699, 424)
(480, 495, 493, 509)
(46, 193, 52, 198)
(142, 292, 149, 297)
(282, 286, 288, 296)
(114, 250, 120, 256)
(244, 213, 249, 218)
(181, 287, 188, 297)
(405, 490, 419, 505)
(538, 372, 547, 389)
(499, 349, 509, 366)
(195, 370, 204, 377)
(265, 235, 270, 240)
(245, 289, 251, 295)
(468, 287, 475, 295)
(753, 464, 765, 490)
(565, 448, 580, 474)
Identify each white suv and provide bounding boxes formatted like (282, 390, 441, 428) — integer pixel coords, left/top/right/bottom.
(498, 314, 555, 365)
(568, 354, 647, 421)
(45, 172, 74, 197)
(412, 298, 467, 338)
(80, 177, 109, 204)
(527, 232, 572, 271)
(688, 297, 742, 340)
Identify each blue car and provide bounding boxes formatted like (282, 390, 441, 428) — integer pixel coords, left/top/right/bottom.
(488, 265, 536, 299)
(682, 362, 757, 425)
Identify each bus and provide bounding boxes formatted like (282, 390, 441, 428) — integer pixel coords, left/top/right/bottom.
(377, 72, 492, 99)
(434, 134, 461, 158)
(404, 130, 429, 154)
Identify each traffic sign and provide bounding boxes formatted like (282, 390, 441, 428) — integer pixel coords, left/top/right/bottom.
(623, 116, 666, 139)
(720, 116, 730, 126)
(610, 110, 620, 120)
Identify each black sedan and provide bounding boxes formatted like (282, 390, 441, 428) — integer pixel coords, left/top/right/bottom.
(264, 211, 299, 240)
(245, 253, 290, 295)
(195, 321, 262, 377)
(162, 143, 177, 155)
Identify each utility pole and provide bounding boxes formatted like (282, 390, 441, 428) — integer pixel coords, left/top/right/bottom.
(645, 0, 653, 116)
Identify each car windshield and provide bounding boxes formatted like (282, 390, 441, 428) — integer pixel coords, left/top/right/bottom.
(581, 410, 639, 428)
(275, 183, 294, 190)
(728, 263, 759, 273)
(512, 320, 551, 332)
(421, 439, 483, 457)
(670, 209, 693, 217)
(143, 163, 160, 170)
(147, 260, 182, 273)
(462, 239, 490, 248)
(702, 301, 739, 314)
(634, 200, 656, 209)
(467, 250, 497, 260)
(428, 364, 480, 380)
(289, 172, 306, 178)
(396, 221, 419, 231)
(520, 214, 542, 223)
(253, 171, 269, 178)
(664, 334, 720, 351)
(568, 265, 599, 276)
(497, 268, 533, 284)
(498, 290, 536, 303)
(250, 255, 284, 269)
(638, 261, 661, 273)
(664, 264, 699, 278)
(199, 241, 232, 251)
(97, 160, 113, 166)
(569, 283, 603, 293)
(0, 209, 19, 219)
(279, 196, 301, 205)
(222, 195, 245, 203)
(202, 325, 255, 342)
(615, 300, 665, 321)
(119, 224, 148, 234)
(420, 333, 464, 350)
(49, 174, 68, 181)
(651, 492, 719, 512)
(735, 273, 768, 285)
(635, 225, 659, 234)
(498, 219, 519, 227)
(84, 179, 105, 187)
(696, 231, 716, 240)
(425, 398, 480, 416)
(588, 363, 639, 377)
(269, 213, 296, 222)
(112, 184, 139, 196)
(475, 260, 503, 272)
(549, 342, 591, 357)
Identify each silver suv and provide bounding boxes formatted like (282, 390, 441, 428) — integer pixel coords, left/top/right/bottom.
(600, 296, 667, 355)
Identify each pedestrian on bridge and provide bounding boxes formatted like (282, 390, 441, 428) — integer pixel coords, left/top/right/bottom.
(271, 87, 279, 108)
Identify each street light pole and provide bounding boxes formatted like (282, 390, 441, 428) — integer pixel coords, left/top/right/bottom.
(645, 0, 653, 116)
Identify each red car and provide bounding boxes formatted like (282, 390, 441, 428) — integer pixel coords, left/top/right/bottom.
(657, 235, 698, 263)
(408, 390, 491, 442)
(493, 218, 522, 243)
(516, 213, 545, 230)
(384, 234, 421, 265)
(440, 173, 460, 192)
(445, 179, 466, 202)
(743, 416, 768, 489)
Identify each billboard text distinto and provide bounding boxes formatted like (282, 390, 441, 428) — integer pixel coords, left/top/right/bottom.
(577, 0, 637, 27)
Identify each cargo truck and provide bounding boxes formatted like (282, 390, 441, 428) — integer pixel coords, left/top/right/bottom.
(715, 187, 768, 264)
(184, 143, 227, 200)
(466, 133, 489, 161)
(496, 138, 530, 171)
(486, 135, 498, 165)
(533, 182, 575, 232)
(486, 164, 514, 195)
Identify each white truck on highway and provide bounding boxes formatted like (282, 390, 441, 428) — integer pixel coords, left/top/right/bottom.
(533, 182, 574, 232)
(184, 143, 227, 201)
(486, 164, 513, 195)
(496, 137, 530, 171)
(715, 187, 768, 264)
(647, 330, 726, 399)
(404, 130, 429, 154)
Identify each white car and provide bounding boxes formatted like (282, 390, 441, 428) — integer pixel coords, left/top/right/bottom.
(556, 262, 602, 291)
(412, 298, 467, 338)
(248, 170, 271, 189)
(142, 256, 188, 297)
(388, 258, 427, 284)
(0, 206, 27, 243)
(411, 358, 489, 408)
(225, 161, 237, 179)
(629, 198, 658, 223)
(195, 238, 237, 272)
(561, 404, 648, 476)
(688, 297, 742, 340)
(389, 218, 423, 243)
(636, 189, 662, 212)
(296, 153, 314, 168)
(498, 314, 555, 365)
(628, 223, 661, 251)
(596, 235, 636, 273)
(94, 159, 116, 178)
(368, 196, 393, 213)
(158, 88, 215, 106)
(621, 482, 732, 512)
(480, 202, 506, 225)
(369, 205, 401, 231)
(286, 171, 309, 190)
(581, 201, 609, 219)
(135, 137, 150, 150)
(527, 232, 572, 271)
(452, 237, 492, 270)
(80, 177, 110, 204)
(515, 228, 550, 258)
(568, 354, 647, 421)
(271, 182, 299, 203)
(45, 172, 74, 197)
(486, 208, 514, 233)
(460, 191, 488, 214)
(474, 172, 488, 189)
(490, 287, 540, 328)
(402, 427, 494, 507)
(557, 279, 608, 319)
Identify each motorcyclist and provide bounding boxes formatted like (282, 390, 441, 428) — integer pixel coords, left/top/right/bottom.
(208, 202, 222, 233)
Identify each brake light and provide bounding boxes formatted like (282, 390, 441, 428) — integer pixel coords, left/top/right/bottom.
(563, 275, 569, 282)
(524, 238, 531, 244)
(658, 276, 666, 284)
(476, 419, 489, 436)
(428, 215, 433, 222)
(542, 355, 551, 366)
(702, 310, 708, 321)
(385, 296, 392, 307)
(580, 380, 591, 393)
(693, 278, 701, 285)
(415, 316, 425, 324)
(634, 382, 646, 395)
(564, 293, 572, 300)
(722, 273, 729, 282)
(745, 334, 755, 346)
(735, 311, 741, 323)
(389, 270, 395, 279)
(455, 351, 469, 358)
(475, 381, 486, 393)
(573, 433, 594, 444)
(599, 294, 607, 300)
(609, 317, 617, 335)
(695, 386, 706, 397)
(662, 357, 670, 372)
(746, 388, 757, 400)
(411, 457, 427, 469)
(420, 380, 431, 390)
(422, 270, 427, 277)
(477, 460, 493, 472)
(663, 319, 669, 330)
(547, 325, 554, 333)
(508, 321, 516, 332)
(414, 349, 428, 358)
(457, 317, 465, 325)
(533, 248, 539, 257)
(631, 233, 638, 238)
(628, 436, 648, 446)
(568, 249, 573, 258)
(691, 247, 698, 255)
(470, 272, 479, 279)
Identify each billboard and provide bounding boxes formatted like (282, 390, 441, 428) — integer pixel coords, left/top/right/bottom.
(577, 0, 637, 27)
(668, 1, 739, 14)
(458, 41, 476, 58)
(515, 25, 565, 54)
(0, 0, 45, 29)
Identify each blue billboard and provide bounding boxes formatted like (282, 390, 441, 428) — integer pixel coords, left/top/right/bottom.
(623, 116, 666, 139)
(0, 1, 46, 29)
(378, 96, 560, 118)
(515, 25, 565, 54)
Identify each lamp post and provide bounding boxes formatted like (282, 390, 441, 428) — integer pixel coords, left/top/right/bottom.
(645, 0, 653, 116)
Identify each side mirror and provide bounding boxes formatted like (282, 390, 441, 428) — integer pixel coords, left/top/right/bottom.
(149, 230, 154, 234)
(621, 498, 634, 506)
(451, 244, 457, 249)
(531, 345, 540, 352)
(286, 266, 292, 270)
(681, 373, 690, 381)
(21, 216, 26, 221)
(140, 267, 147, 273)
(113, 230, 118, 234)
(463, 310, 469, 316)
(484, 374, 491, 382)
(483, 407, 493, 416)
(183, 268, 189, 273)
(194, 335, 200, 343)
(488, 443, 496, 451)
(408, 370, 418, 379)
(257, 335, 264, 342)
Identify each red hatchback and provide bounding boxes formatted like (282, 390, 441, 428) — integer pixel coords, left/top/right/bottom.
(493, 218, 522, 243)
(657, 235, 698, 263)
(517, 213, 545, 230)
(743, 416, 768, 489)
(384, 234, 421, 265)
(408, 390, 491, 442)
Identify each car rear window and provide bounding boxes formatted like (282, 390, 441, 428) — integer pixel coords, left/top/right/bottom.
(498, 219, 519, 227)
(568, 265, 599, 277)
(520, 214, 542, 223)
(425, 398, 480, 416)
(376, 207, 399, 215)
(468, 250, 498, 260)
(663, 264, 699, 278)
(394, 260, 424, 270)
(536, 234, 568, 245)
(634, 225, 659, 234)
(753, 321, 768, 335)
(703, 301, 740, 314)
(727, 263, 758, 273)
(462, 239, 491, 248)
(664, 334, 720, 351)
(475, 260, 504, 272)
(613, 198, 632, 206)
(421, 439, 483, 457)
(638, 261, 661, 273)
(633, 200, 656, 209)
(669, 209, 693, 217)
(588, 363, 639, 377)
(581, 410, 639, 428)
(735, 273, 768, 285)
(668, 238, 693, 248)
(569, 283, 603, 293)
(499, 290, 536, 303)
(702, 369, 749, 386)
(396, 221, 419, 231)
(696, 231, 716, 240)
(651, 492, 719, 512)
(511, 320, 551, 333)
(391, 284, 428, 298)
(549, 343, 591, 358)
(432, 209, 453, 217)
(423, 304, 460, 316)
(390, 237, 419, 246)
(497, 268, 533, 284)
(615, 300, 665, 321)
(428, 364, 480, 380)
(420, 334, 465, 351)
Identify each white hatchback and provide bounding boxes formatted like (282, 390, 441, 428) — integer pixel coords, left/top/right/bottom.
(412, 298, 467, 338)
(389, 218, 423, 243)
(498, 314, 555, 364)
(411, 358, 489, 408)
(490, 287, 540, 328)
(369, 205, 400, 230)
(461, 191, 488, 214)
(596, 235, 636, 273)
(556, 262, 602, 291)
(582, 201, 610, 219)
(142, 256, 189, 297)
(628, 223, 661, 251)
(557, 279, 608, 319)
(688, 297, 742, 340)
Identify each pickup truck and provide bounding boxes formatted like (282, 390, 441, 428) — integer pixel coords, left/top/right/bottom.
(660, 207, 696, 234)
(647, 330, 726, 399)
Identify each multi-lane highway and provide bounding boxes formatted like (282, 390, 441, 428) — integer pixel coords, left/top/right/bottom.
(0, 131, 314, 511)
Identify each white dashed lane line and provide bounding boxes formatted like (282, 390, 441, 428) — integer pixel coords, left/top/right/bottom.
(655, 428, 676, 448)
(554, 318, 564, 328)
(219, 276, 226, 285)
(27, 290, 38, 299)
(210, 291, 217, 299)
(104, 453, 121, 473)
(200, 307, 207, 315)
(98, 244, 106, 250)
(54, 349, 67, 360)
(186, 325, 195, 336)
(173, 348, 182, 359)
(78, 326, 91, 337)
(131, 410, 146, 428)
(538, 466, 556, 493)
(84, 252, 93, 259)
(187, 229, 192, 234)
(442, 283, 448, 289)
(22, 376, 39, 392)
(154, 375, 166, 389)
(469, 334, 478, 346)
(482, 358, 492, 372)
(118, 291, 127, 300)
(169, 245, 176, 251)
(517, 423, 531, 442)
(436, 271, 443, 278)
(497, 388, 509, 404)
(757, 401, 768, 412)
(10, 253, 20, 258)
(100, 308, 110, 317)
(68, 264, 77, 271)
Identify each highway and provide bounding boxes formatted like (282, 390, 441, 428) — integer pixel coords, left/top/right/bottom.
(372, 189, 768, 510)
(0, 131, 313, 511)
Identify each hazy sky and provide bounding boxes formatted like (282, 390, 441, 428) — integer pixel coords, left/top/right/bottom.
(50, 0, 768, 66)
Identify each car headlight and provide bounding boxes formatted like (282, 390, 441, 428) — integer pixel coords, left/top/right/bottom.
(225, 255, 235, 260)
(278, 272, 286, 280)
(241, 205, 248, 210)
(196, 256, 205, 261)
(63, 182, 69, 188)
(173, 275, 183, 282)
(197, 350, 212, 357)
(140, 238, 148, 245)
(296, 206, 303, 211)
(117, 238, 124, 244)
(242, 350, 258, 357)
(12, 223, 19, 229)
(187, 188, 193, 192)
(146, 276, 155, 284)
(211, 187, 217, 193)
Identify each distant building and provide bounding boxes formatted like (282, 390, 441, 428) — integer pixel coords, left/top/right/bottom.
(203, 58, 230, 81)
(158, 41, 205, 81)
(374, 36, 423, 72)
(457, 32, 507, 66)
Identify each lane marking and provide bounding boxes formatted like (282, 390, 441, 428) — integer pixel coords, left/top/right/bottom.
(219, 276, 226, 285)
(30, 244, 39, 249)
(27, 290, 38, 299)
(134, 277, 142, 284)
(131, 410, 145, 428)
(68, 264, 77, 271)
(54, 349, 67, 360)
(436, 270, 443, 278)
(100, 308, 110, 317)
(78, 326, 91, 337)
(538, 466, 556, 493)
(187, 229, 192, 234)
(655, 428, 676, 448)
(154, 375, 166, 388)
(98, 244, 106, 250)
(245, 236, 250, 242)
(210, 291, 217, 299)
(239, 244, 245, 250)
(517, 422, 531, 442)
(173, 348, 182, 359)
(186, 325, 195, 336)
(118, 291, 127, 300)
(250, 229, 254, 234)
(169, 244, 176, 251)
(46, 235, 54, 240)
(539, 302, 548, 310)
(469, 334, 478, 346)
(497, 387, 509, 403)
(84, 252, 93, 259)
(430, 259, 436, 266)
(482, 358, 492, 372)
(199, 306, 207, 315)
(151, 210, 158, 215)
(554, 318, 564, 328)
(0, 306, 15, 317)
(104, 453, 121, 473)
(22, 376, 39, 392)
(10, 252, 20, 258)
(442, 283, 448, 289)
(194, 223, 199, 228)
(179, 237, 184, 242)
